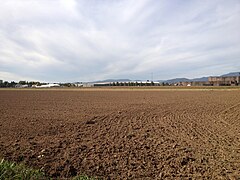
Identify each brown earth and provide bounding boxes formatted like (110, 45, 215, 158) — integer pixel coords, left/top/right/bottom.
(0, 89, 239, 179)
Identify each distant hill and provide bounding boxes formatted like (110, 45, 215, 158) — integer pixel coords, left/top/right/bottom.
(191, 77, 208, 82)
(90, 72, 240, 84)
(160, 77, 208, 83)
(220, 72, 240, 77)
(160, 72, 240, 83)
(92, 79, 131, 83)
(162, 78, 190, 84)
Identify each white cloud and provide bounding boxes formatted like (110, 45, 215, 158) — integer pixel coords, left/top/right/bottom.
(0, 71, 39, 82)
(0, 0, 239, 82)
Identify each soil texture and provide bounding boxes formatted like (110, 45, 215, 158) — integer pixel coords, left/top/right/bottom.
(0, 90, 240, 179)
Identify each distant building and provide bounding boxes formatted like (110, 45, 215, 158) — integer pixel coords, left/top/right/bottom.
(208, 75, 240, 86)
(73, 82, 83, 87)
(15, 84, 28, 88)
(191, 81, 211, 86)
(82, 83, 94, 87)
(93, 82, 113, 86)
(172, 74, 240, 87)
(93, 81, 160, 87)
(0, 80, 3, 84)
(35, 84, 60, 88)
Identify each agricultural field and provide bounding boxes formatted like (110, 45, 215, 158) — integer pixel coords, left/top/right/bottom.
(0, 89, 240, 179)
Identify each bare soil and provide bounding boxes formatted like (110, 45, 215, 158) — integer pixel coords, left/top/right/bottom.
(0, 89, 239, 179)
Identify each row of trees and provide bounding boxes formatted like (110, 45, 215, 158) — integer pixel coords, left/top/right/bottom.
(0, 80, 77, 88)
(0, 80, 171, 88)
(0, 80, 43, 88)
(0, 81, 17, 88)
(112, 82, 171, 86)
(95, 81, 170, 86)
(111, 81, 156, 86)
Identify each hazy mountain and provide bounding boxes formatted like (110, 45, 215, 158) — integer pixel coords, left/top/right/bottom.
(162, 78, 190, 84)
(220, 72, 240, 77)
(92, 79, 131, 83)
(90, 72, 239, 84)
(160, 72, 240, 83)
(159, 77, 209, 83)
(191, 77, 209, 82)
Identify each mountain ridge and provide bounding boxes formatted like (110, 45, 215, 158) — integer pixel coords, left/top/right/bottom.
(90, 72, 240, 83)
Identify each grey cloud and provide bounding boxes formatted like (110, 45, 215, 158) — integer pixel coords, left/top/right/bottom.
(0, 0, 239, 82)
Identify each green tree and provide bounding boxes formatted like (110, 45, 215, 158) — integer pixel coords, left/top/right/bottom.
(19, 81, 26, 85)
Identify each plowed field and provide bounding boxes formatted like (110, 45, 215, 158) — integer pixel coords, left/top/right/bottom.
(0, 89, 239, 179)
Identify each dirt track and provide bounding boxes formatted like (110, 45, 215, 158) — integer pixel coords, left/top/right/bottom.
(0, 89, 240, 179)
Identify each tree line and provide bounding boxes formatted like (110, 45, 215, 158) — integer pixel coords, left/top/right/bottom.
(0, 80, 42, 88)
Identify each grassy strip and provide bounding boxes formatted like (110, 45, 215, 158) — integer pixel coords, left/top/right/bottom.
(0, 159, 96, 180)
(0, 158, 46, 179)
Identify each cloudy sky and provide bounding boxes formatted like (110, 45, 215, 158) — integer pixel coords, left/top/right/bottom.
(0, 0, 240, 82)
